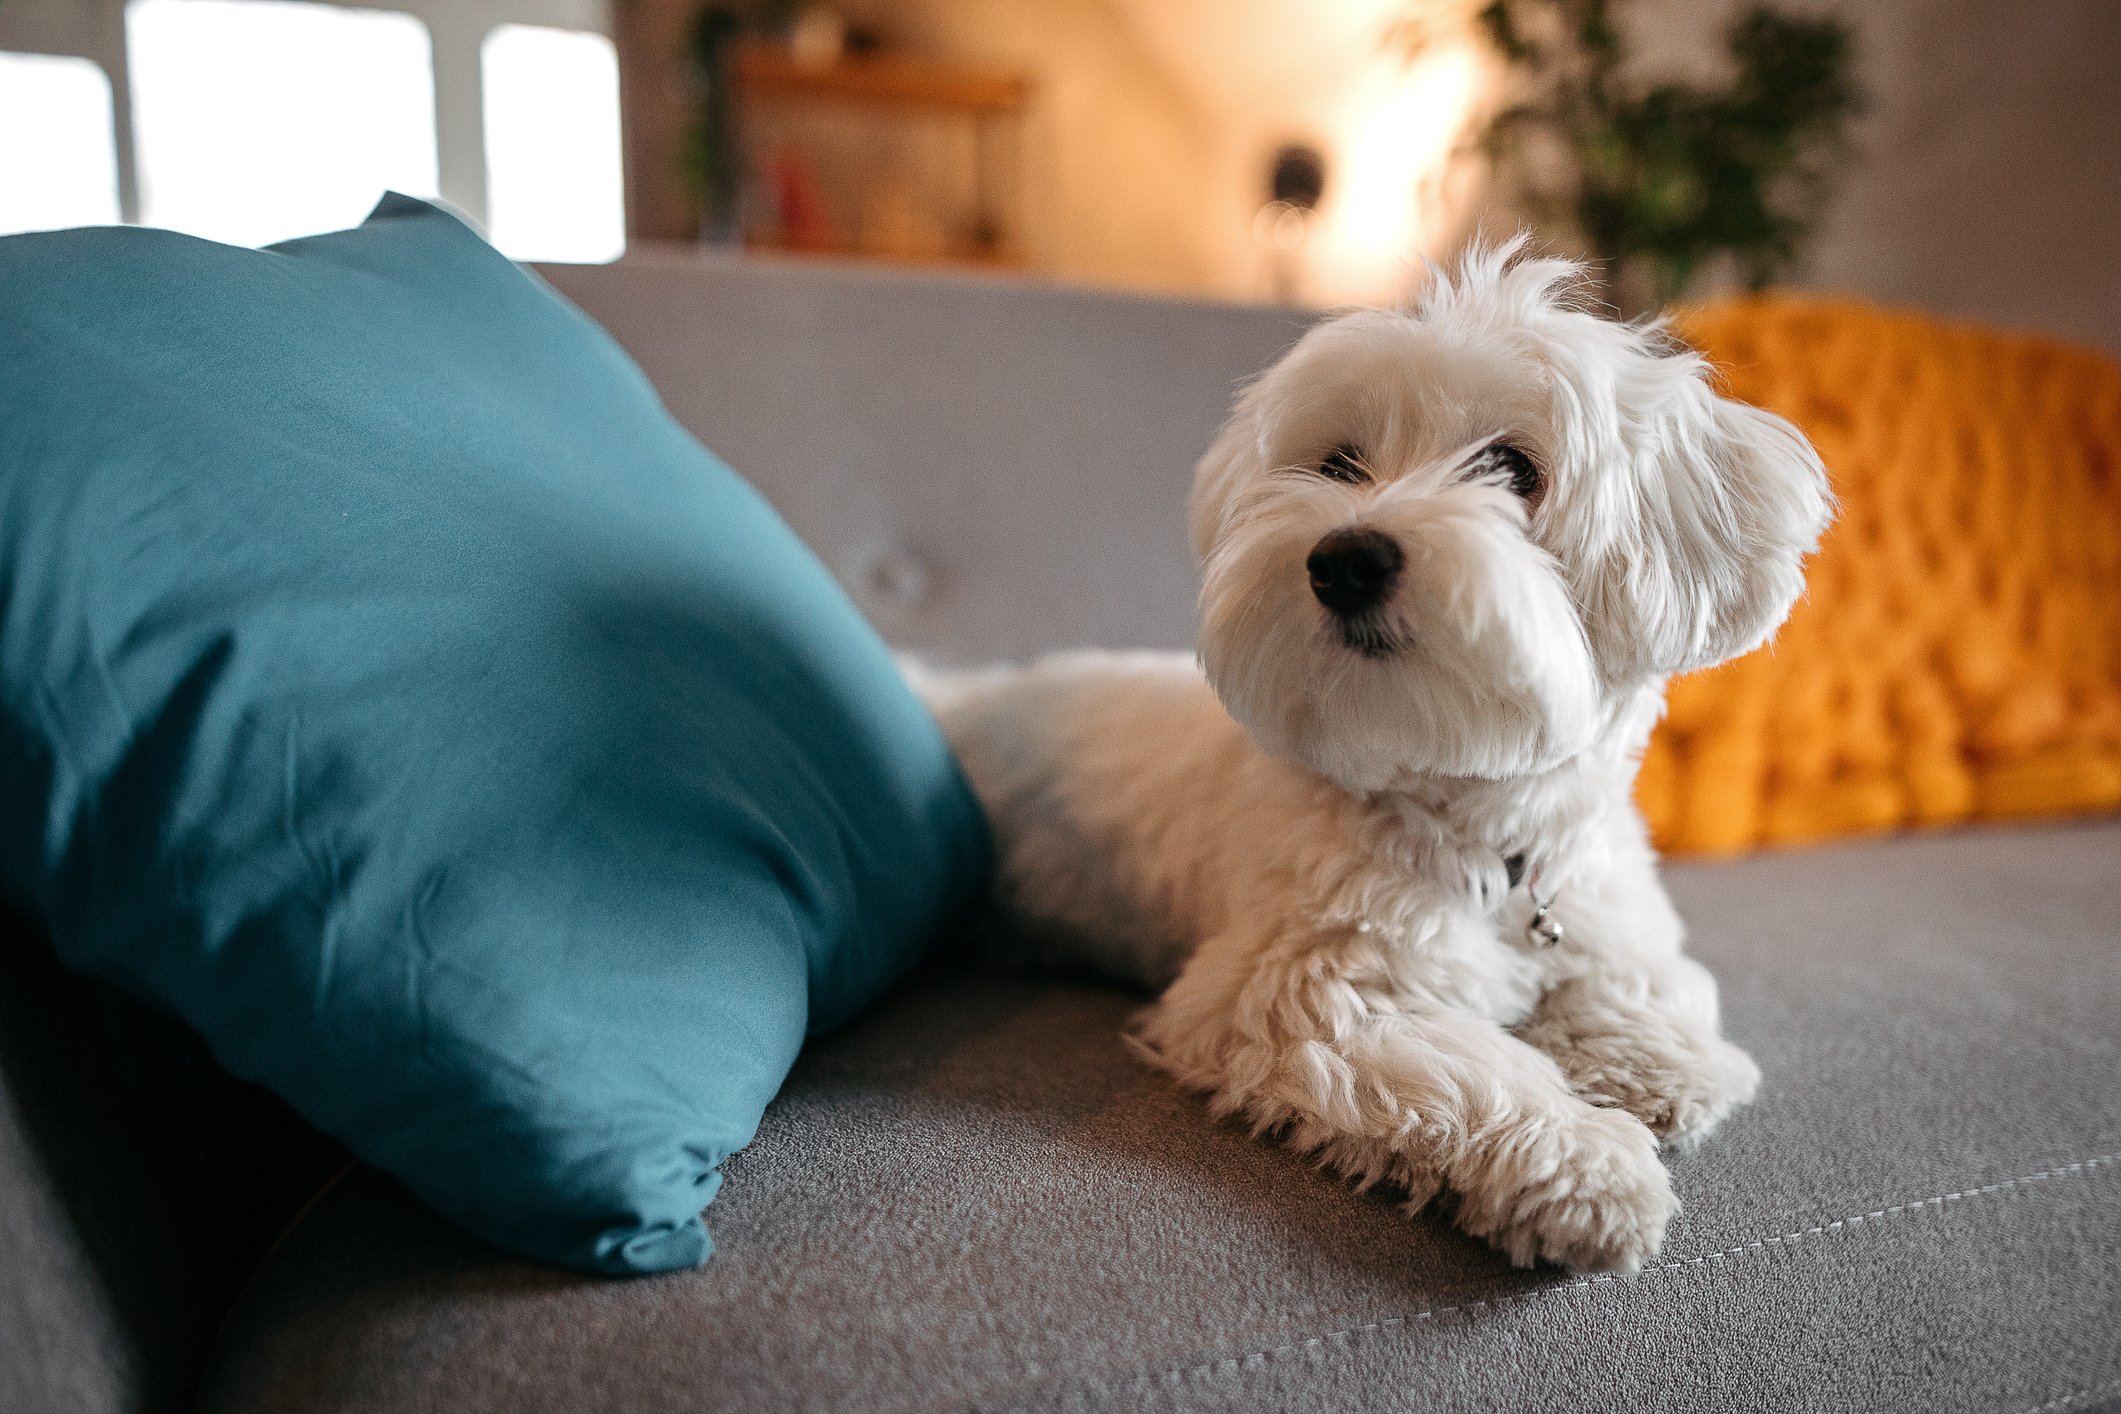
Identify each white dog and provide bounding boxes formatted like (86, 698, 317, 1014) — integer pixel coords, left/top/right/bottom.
(918, 242, 1831, 1273)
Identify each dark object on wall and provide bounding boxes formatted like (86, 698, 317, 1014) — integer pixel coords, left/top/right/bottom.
(1269, 144, 1327, 212)
(1257, 144, 1328, 305)
(1417, 0, 1863, 313)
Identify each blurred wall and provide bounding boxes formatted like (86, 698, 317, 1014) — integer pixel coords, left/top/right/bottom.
(833, 0, 2120, 352)
(1634, 0, 2121, 355)
(1796, 0, 2121, 355)
(832, 0, 1481, 308)
(6, 0, 2112, 348)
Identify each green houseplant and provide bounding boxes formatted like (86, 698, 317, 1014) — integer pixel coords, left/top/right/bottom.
(1418, 0, 1864, 314)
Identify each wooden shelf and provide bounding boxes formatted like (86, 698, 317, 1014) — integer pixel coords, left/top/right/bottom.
(735, 44, 1029, 116)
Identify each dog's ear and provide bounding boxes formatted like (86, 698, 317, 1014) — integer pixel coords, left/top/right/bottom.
(1625, 384, 1834, 676)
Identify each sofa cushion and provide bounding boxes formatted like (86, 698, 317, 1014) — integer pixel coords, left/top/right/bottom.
(196, 819, 2121, 1414)
(0, 196, 988, 1275)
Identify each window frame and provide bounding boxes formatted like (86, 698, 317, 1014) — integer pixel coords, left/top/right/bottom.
(0, 0, 612, 235)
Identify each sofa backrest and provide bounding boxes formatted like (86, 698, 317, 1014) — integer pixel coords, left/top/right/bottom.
(541, 252, 1312, 663)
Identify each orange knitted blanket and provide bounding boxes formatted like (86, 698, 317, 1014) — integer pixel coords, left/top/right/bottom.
(1640, 297, 2121, 856)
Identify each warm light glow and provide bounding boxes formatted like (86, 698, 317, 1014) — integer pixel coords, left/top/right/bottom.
(481, 24, 625, 264)
(126, 0, 439, 247)
(1313, 44, 1484, 305)
(0, 52, 122, 235)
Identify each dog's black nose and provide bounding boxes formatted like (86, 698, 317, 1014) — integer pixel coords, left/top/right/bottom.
(1307, 527, 1403, 617)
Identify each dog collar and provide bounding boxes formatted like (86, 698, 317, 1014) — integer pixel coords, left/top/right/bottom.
(1502, 851, 1565, 948)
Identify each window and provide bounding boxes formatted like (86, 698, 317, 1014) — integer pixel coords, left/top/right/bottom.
(0, 52, 122, 236)
(482, 24, 624, 264)
(1, 0, 621, 257)
(124, 0, 439, 249)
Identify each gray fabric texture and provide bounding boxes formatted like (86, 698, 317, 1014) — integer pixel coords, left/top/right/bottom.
(538, 254, 1311, 663)
(199, 819, 2121, 1414)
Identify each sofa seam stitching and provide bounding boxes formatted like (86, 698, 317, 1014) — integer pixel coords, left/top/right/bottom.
(1130, 1149, 2121, 1392)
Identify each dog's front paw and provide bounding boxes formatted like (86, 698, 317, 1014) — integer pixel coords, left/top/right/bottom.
(1547, 1029, 1761, 1147)
(1641, 1035, 1761, 1146)
(1457, 1107, 1677, 1274)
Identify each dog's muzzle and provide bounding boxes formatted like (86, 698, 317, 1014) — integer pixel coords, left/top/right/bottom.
(1308, 526, 1402, 619)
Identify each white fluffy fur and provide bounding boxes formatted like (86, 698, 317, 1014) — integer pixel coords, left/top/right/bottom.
(918, 241, 1832, 1273)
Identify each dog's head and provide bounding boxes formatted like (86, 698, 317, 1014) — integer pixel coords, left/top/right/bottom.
(1191, 240, 1832, 792)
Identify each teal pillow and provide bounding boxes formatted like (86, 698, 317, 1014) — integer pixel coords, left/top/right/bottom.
(0, 196, 988, 1274)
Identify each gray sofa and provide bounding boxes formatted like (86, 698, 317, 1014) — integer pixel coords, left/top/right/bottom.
(4, 252, 2116, 1414)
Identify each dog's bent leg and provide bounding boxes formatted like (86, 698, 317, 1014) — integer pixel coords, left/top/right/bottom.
(1515, 811, 1761, 1145)
(1135, 930, 1678, 1273)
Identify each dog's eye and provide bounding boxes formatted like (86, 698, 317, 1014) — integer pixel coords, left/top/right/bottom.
(1481, 441, 1543, 503)
(1316, 445, 1370, 484)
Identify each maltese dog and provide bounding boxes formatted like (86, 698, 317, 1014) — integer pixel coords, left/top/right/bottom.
(918, 241, 1831, 1273)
